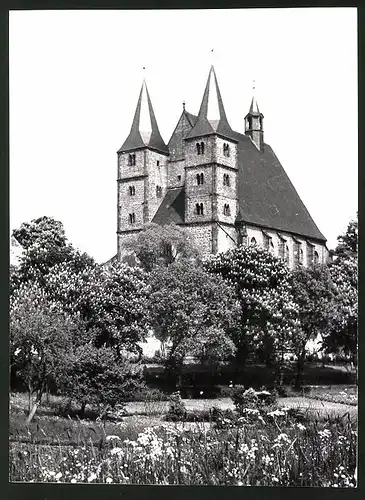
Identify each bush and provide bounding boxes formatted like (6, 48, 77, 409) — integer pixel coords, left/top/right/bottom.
(231, 387, 277, 415)
(165, 391, 187, 421)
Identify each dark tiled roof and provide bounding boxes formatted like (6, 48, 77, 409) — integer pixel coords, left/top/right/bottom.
(186, 66, 236, 142)
(118, 82, 168, 155)
(152, 188, 185, 225)
(232, 131, 326, 242)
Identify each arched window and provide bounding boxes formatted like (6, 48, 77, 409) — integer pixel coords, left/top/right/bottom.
(196, 173, 204, 185)
(128, 153, 136, 166)
(129, 185, 135, 196)
(195, 203, 204, 215)
(200, 142, 205, 154)
(248, 117, 252, 130)
(299, 248, 304, 265)
(156, 185, 162, 198)
(314, 250, 319, 264)
(285, 245, 290, 264)
(251, 237, 257, 245)
(223, 204, 231, 216)
(128, 213, 136, 224)
(270, 240, 275, 254)
(157, 160, 160, 166)
(223, 143, 230, 157)
(196, 143, 201, 155)
(223, 173, 230, 186)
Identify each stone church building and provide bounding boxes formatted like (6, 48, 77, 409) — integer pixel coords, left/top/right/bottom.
(116, 66, 328, 268)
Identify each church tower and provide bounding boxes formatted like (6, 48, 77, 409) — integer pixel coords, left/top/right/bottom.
(117, 79, 169, 259)
(244, 85, 264, 151)
(184, 66, 239, 254)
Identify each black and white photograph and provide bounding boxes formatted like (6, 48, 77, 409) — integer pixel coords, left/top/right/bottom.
(9, 8, 358, 486)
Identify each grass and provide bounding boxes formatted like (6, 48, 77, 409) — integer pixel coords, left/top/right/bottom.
(9, 408, 357, 486)
(9, 385, 358, 485)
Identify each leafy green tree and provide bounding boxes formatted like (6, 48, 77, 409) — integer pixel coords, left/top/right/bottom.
(322, 214, 358, 362)
(124, 223, 202, 271)
(59, 344, 145, 417)
(334, 214, 358, 259)
(10, 282, 76, 423)
(148, 259, 239, 387)
(204, 245, 299, 381)
(289, 264, 336, 387)
(44, 260, 150, 354)
(11, 216, 94, 289)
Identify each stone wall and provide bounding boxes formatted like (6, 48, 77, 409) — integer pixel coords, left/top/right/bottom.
(167, 159, 185, 188)
(185, 164, 213, 223)
(246, 224, 327, 269)
(184, 223, 213, 256)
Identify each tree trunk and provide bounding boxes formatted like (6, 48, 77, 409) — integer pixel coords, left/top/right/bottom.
(26, 401, 39, 424)
(294, 351, 306, 390)
(80, 402, 86, 418)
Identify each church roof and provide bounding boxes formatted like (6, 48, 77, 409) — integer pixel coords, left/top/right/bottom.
(186, 66, 236, 142)
(232, 131, 326, 241)
(152, 187, 185, 225)
(158, 129, 325, 242)
(118, 80, 168, 154)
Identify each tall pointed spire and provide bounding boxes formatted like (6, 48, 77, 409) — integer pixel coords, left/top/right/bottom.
(249, 80, 260, 114)
(186, 66, 234, 140)
(118, 78, 168, 154)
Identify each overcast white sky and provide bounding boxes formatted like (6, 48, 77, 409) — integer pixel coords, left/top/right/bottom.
(9, 8, 357, 263)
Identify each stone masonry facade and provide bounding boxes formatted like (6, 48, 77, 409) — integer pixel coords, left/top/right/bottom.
(116, 67, 328, 268)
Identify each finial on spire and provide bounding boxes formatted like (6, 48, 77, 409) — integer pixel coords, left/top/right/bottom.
(253, 79, 256, 91)
(210, 48, 215, 67)
(183, 101, 185, 111)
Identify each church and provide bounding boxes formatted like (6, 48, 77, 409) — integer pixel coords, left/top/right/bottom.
(116, 66, 328, 269)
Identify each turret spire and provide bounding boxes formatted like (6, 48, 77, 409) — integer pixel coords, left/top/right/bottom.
(186, 65, 234, 140)
(118, 78, 168, 154)
(245, 81, 264, 151)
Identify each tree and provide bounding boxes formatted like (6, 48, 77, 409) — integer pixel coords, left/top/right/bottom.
(322, 214, 358, 362)
(43, 260, 150, 354)
(147, 259, 239, 387)
(289, 264, 336, 388)
(204, 245, 299, 381)
(10, 282, 76, 423)
(11, 216, 94, 289)
(124, 223, 202, 271)
(59, 344, 145, 417)
(334, 214, 358, 259)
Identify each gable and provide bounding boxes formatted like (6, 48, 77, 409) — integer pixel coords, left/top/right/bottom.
(168, 111, 197, 161)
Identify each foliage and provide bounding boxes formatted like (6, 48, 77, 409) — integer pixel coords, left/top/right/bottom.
(43, 260, 150, 353)
(231, 387, 277, 415)
(323, 213, 357, 359)
(288, 264, 336, 387)
(324, 255, 358, 358)
(204, 245, 300, 372)
(11, 216, 94, 289)
(10, 281, 76, 421)
(59, 344, 145, 415)
(124, 223, 202, 271)
(10, 411, 357, 486)
(165, 391, 187, 421)
(333, 214, 358, 259)
(147, 259, 239, 383)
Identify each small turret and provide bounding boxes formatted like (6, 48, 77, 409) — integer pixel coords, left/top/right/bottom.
(245, 81, 264, 151)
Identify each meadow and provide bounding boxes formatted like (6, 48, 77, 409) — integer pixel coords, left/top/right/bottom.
(9, 385, 357, 486)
